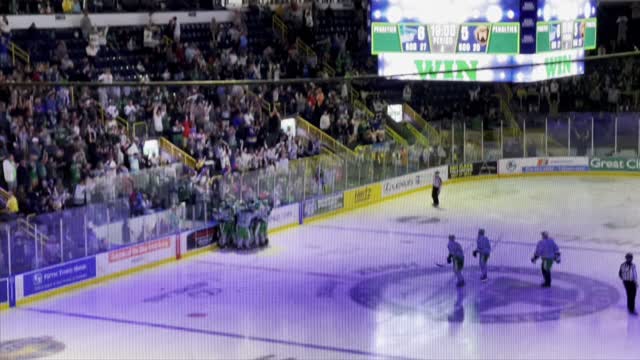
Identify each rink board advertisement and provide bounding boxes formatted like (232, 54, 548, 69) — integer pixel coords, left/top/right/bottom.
(344, 184, 383, 209)
(449, 161, 498, 179)
(381, 166, 448, 198)
(97, 236, 175, 276)
(499, 157, 588, 174)
(269, 203, 300, 231)
(303, 194, 344, 219)
(589, 157, 640, 172)
(186, 226, 217, 251)
(20, 257, 97, 298)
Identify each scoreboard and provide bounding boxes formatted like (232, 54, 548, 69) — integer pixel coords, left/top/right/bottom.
(536, 19, 597, 52)
(371, 0, 598, 82)
(372, 23, 520, 55)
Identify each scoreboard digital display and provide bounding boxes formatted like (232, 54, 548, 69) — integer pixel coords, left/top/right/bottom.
(371, 0, 597, 82)
(372, 23, 520, 55)
(536, 19, 597, 52)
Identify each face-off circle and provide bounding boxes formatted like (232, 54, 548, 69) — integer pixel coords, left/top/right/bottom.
(350, 265, 620, 323)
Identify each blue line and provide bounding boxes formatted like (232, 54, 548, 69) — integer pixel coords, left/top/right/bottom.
(22, 307, 419, 360)
(310, 225, 640, 255)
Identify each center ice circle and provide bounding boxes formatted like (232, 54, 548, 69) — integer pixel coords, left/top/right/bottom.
(350, 265, 619, 323)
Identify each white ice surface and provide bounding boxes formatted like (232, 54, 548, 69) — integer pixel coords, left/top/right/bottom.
(2, 176, 640, 360)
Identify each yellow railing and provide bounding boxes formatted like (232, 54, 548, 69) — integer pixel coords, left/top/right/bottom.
(350, 88, 360, 103)
(272, 15, 288, 40)
(97, 104, 134, 137)
(403, 103, 441, 145)
(353, 99, 375, 119)
(296, 117, 356, 159)
(18, 217, 50, 243)
(248, 89, 272, 114)
(295, 38, 318, 62)
(499, 97, 522, 137)
(133, 122, 148, 139)
(0, 187, 10, 201)
(324, 63, 336, 77)
(159, 137, 198, 169)
(405, 122, 430, 147)
(385, 125, 408, 146)
(9, 41, 30, 66)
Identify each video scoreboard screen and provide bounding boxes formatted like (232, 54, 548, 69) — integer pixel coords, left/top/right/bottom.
(536, 19, 597, 52)
(372, 23, 520, 55)
(372, 0, 597, 82)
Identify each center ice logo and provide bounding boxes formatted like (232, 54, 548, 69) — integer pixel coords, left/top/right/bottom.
(350, 265, 619, 323)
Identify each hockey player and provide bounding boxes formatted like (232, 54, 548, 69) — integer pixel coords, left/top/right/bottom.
(447, 235, 465, 287)
(619, 253, 638, 315)
(214, 199, 236, 249)
(473, 229, 491, 281)
(432, 171, 442, 207)
(255, 198, 272, 247)
(531, 231, 561, 287)
(235, 201, 254, 249)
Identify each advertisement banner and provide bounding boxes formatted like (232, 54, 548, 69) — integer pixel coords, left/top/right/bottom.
(0, 278, 7, 304)
(108, 237, 172, 262)
(304, 193, 344, 218)
(269, 203, 300, 230)
(98, 236, 175, 276)
(22, 257, 96, 297)
(381, 166, 448, 198)
(589, 157, 640, 172)
(449, 161, 498, 179)
(186, 226, 217, 251)
(499, 157, 588, 174)
(345, 184, 383, 208)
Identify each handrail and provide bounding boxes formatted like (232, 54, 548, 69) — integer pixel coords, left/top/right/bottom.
(385, 125, 409, 146)
(499, 97, 522, 137)
(247, 89, 271, 114)
(402, 103, 428, 130)
(17, 217, 49, 243)
(133, 121, 148, 139)
(353, 99, 375, 119)
(272, 15, 288, 40)
(296, 116, 357, 159)
(0, 187, 10, 201)
(9, 41, 30, 66)
(295, 38, 318, 62)
(323, 63, 336, 77)
(97, 104, 133, 137)
(159, 137, 197, 170)
(405, 122, 430, 147)
(403, 104, 441, 145)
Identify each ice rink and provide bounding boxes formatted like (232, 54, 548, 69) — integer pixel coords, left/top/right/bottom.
(3, 175, 640, 360)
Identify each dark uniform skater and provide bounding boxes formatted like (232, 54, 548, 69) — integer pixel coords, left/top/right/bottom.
(619, 253, 638, 315)
(432, 171, 442, 207)
(531, 231, 560, 287)
(473, 229, 491, 281)
(447, 235, 465, 287)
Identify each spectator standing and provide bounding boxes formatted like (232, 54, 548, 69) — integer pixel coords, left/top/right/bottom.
(173, 17, 181, 44)
(617, 15, 628, 48)
(2, 154, 16, 191)
(81, 10, 92, 40)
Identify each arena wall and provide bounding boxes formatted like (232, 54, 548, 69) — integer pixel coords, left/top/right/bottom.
(4, 156, 640, 309)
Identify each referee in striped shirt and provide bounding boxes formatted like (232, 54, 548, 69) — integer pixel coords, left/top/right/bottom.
(619, 253, 638, 315)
